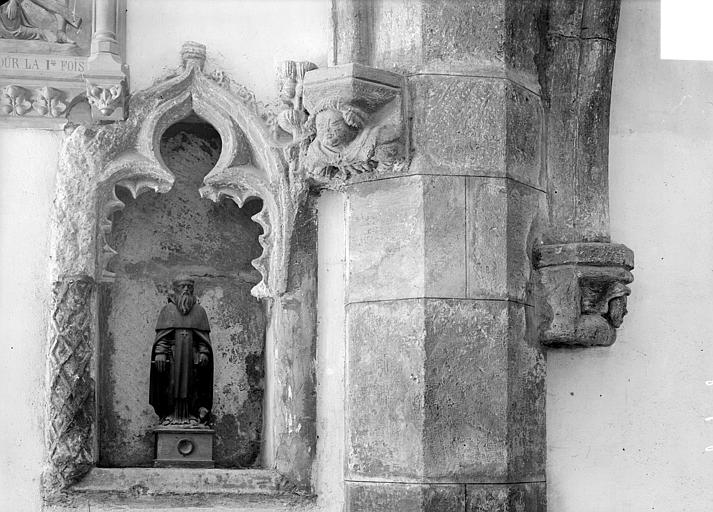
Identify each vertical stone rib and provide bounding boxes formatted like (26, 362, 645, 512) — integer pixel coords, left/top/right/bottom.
(44, 275, 96, 495)
(542, 0, 622, 243)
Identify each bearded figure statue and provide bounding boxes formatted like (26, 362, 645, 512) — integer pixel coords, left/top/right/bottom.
(149, 275, 213, 427)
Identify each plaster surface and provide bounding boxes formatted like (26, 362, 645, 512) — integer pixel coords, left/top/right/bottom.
(125, 0, 330, 99)
(547, 1, 713, 510)
(0, 130, 59, 511)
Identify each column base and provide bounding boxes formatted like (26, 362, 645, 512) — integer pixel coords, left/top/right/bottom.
(346, 481, 545, 512)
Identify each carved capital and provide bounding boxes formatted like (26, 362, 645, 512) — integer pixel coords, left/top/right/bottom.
(86, 80, 124, 119)
(300, 63, 405, 183)
(534, 242, 634, 347)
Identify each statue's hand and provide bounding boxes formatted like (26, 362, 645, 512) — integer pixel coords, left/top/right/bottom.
(7, 0, 19, 21)
(154, 353, 168, 373)
(198, 353, 209, 367)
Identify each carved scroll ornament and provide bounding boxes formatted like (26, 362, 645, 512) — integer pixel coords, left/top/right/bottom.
(534, 243, 634, 347)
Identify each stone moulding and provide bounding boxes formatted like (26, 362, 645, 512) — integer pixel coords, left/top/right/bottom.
(534, 242, 634, 347)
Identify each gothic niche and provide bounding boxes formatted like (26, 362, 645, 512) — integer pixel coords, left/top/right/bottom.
(98, 116, 267, 468)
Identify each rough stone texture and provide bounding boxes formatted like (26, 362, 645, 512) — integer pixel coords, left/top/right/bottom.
(334, 0, 541, 89)
(346, 482, 465, 512)
(346, 299, 545, 482)
(408, 76, 543, 190)
(465, 483, 545, 511)
(98, 124, 265, 468)
(347, 175, 466, 303)
(45, 275, 96, 493)
(466, 177, 545, 304)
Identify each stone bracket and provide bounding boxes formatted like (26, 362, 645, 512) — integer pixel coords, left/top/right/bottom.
(298, 63, 405, 184)
(534, 242, 634, 347)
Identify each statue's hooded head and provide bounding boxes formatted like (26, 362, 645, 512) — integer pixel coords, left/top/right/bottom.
(171, 274, 196, 315)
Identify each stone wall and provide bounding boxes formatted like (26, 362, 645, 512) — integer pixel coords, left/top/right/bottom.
(2, 0, 713, 510)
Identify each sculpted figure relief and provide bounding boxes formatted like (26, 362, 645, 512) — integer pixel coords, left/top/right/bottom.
(0, 0, 81, 43)
(576, 280, 631, 346)
(303, 97, 373, 178)
(149, 275, 214, 427)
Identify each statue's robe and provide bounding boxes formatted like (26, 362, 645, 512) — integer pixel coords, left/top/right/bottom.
(149, 300, 213, 421)
(0, 0, 44, 40)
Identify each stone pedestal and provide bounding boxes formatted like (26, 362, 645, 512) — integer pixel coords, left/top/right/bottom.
(153, 427, 215, 468)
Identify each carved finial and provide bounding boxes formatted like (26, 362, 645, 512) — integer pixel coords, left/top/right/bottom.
(181, 41, 207, 70)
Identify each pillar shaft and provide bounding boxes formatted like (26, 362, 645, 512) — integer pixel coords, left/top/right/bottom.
(90, 0, 120, 62)
(334, 1, 547, 510)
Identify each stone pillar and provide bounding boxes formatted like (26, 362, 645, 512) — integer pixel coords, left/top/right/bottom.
(329, 1, 548, 510)
(91, 0, 120, 58)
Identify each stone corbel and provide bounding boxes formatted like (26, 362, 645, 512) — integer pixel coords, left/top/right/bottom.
(534, 242, 634, 347)
(299, 63, 405, 184)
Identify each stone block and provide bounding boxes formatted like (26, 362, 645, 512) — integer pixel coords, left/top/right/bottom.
(421, 0, 506, 73)
(424, 176, 467, 298)
(409, 76, 542, 190)
(346, 482, 465, 512)
(346, 299, 545, 482)
(347, 175, 466, 303)
(465, 177, 544, 304)
(466, 482, 546, 512)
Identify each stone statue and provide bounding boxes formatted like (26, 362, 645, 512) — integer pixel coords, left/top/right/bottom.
(149, 275, 213, 427)
(0, 0, 81, 43)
